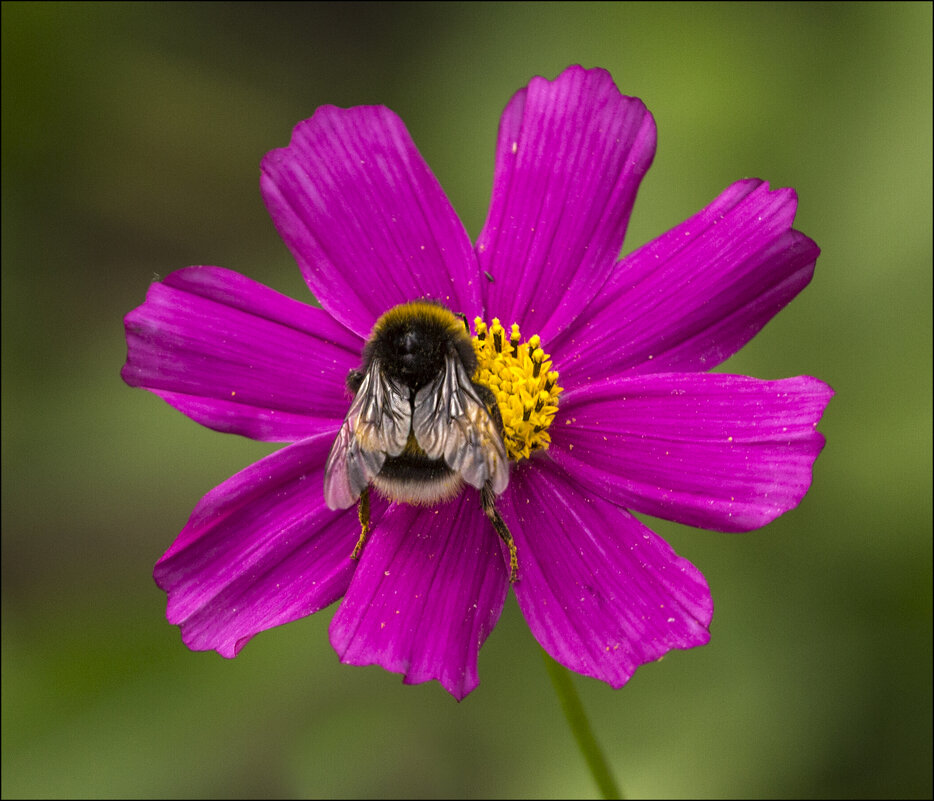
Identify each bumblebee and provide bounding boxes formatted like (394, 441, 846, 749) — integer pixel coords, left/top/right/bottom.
(324, 300, 518, 580)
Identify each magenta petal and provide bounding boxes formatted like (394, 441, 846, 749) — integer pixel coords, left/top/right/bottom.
(260, 106, 481, 338)
(556, 179, 819, 382)
(502, 460, 712, 687)
(155, 433, 374, 657)
(550, 372, 833, 531)
(329, 492, 509, 700)
(477, 65, 656, 340)
(122, 266, 361, 442)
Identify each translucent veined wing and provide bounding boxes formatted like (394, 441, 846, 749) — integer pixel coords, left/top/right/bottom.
(412, 354, 508, 495)
(323, 361, 412, 509)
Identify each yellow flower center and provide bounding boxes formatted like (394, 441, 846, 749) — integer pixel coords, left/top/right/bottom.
(472, 317, 563, 462)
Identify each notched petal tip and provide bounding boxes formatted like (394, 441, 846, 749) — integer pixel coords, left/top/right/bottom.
(479, 64, 657, 340)
(329, 495, 509, 700)
(152, 435, 364, 659)
(503, 462, 713, 689)
(552, 372, 834, 532)
(556, 176, 823, 379)
(121, 265, 358, 441)
(259, 104, 480, 338)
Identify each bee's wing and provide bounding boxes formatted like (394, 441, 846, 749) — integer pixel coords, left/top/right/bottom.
(323, 362, 412, 509)
(412, 354, 509, 495)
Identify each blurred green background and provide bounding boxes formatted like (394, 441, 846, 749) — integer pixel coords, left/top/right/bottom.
(2, 2, 931, 798)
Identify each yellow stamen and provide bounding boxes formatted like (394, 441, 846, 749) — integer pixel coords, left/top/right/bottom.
(472, 317, 563, 462)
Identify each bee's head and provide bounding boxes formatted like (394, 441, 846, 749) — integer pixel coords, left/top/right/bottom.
(366, 301, 475, 392)
(385, 322, 445, 387)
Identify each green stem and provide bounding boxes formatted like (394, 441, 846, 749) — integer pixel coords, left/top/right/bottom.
(543, 651, 623, 800)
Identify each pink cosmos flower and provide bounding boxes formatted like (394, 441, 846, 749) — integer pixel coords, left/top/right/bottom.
(122, 65, 832, 700)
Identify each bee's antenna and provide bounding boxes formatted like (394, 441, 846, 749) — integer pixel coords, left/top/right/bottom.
(453, 310, 470, 334)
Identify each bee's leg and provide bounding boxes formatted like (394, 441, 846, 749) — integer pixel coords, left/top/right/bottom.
(346, 368, 364, 395)
(351, 487, 371, 561)
(473, 382, 506, 441)
(481, 483, 518, 582)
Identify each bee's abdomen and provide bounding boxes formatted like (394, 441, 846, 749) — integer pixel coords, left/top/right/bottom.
(373, 453, 464, 506)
